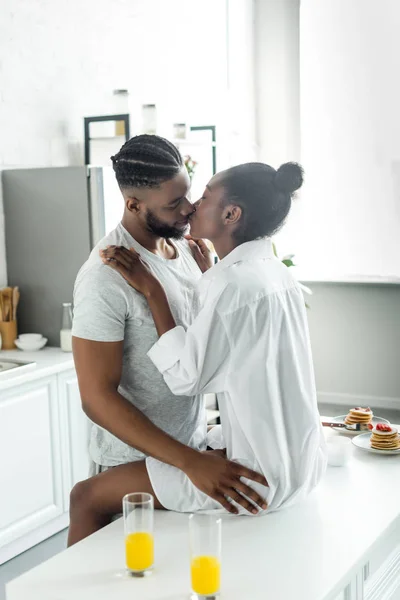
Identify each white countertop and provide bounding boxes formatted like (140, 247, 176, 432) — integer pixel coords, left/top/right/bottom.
(6, 427, 400, 600)
(0, 347, 218, 424)
(0, 347, 74, 391)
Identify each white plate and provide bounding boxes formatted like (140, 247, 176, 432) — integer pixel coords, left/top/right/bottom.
(352, 432, 400, 455)
(331, 415, 389, 436)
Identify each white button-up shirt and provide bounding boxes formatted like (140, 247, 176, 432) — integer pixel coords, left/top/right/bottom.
(148, 238, 327, 512)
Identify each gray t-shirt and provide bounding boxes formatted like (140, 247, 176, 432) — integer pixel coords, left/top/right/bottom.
(72, 222, 206, 466)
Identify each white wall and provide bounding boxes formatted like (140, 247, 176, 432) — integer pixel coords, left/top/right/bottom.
(298, 0, 400, 281)
(0, 0, 250, 286)
(254, 0, 303, 261)
(254, 0, 400, 408)
(0, 0, 230, 168)
(300, 0, 400, 282)
(308, 283, 400, 409)
(225, 0, 257, 165)
(254, 0, 300, 166)
(255, 0, 400, 281)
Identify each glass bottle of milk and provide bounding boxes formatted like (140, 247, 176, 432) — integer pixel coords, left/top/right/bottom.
(60, 303, 73, 352)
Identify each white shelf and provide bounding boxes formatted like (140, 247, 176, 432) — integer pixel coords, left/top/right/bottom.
(172, 139, 216, 147)
(297, 274, 400, 285)
(89, 136, 126, 141)
(291, 267, 400, 285)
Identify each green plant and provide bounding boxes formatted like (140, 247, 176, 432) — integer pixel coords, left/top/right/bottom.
(184, 155, 198, 180)
(273, 243, 312, 308)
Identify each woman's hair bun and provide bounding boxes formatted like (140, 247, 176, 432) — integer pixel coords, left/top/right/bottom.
(274, 162, 304, 194)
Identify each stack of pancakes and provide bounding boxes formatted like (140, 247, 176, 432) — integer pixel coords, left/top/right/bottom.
(370, 426, 400, 451)
(344, 407, 373, 429)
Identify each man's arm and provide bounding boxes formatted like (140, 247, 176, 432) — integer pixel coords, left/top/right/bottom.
(73, 336, 268, 514)
(73, 336, 198, 468)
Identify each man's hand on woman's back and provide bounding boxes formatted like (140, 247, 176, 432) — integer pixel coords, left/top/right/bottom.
(184, 451, 268, 514)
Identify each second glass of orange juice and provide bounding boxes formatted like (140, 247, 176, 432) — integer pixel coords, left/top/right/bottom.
(123, 493, 154, 577)
(189, 514, 221, 599)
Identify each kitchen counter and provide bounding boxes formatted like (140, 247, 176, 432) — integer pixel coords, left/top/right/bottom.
(0, 347, 83, 564)
(0, 347, 74, 391)
(6, 427, 400, 600)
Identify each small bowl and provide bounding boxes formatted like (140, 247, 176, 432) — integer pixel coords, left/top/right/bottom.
(15, 338, 48, 352)
(18, 334, 44, 343)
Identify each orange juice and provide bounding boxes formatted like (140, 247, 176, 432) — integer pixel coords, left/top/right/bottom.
(191, 555, 220, 595)
(125, 532, 154, 571)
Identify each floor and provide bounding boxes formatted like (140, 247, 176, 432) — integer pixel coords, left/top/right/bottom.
(0, 529, 68, 600)
(2, 405, 400, 600)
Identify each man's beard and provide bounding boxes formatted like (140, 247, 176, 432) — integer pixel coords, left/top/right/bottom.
(145, 209, 187, 240)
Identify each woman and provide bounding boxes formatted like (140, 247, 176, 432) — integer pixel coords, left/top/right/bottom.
(101, 161, 327, 515)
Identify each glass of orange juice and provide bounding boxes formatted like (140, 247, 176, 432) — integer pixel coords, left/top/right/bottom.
(123, 493, 154, 577)
(189, 514, 221, 599)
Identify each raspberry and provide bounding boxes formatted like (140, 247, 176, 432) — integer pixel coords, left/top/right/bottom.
(376, 423, 392, 432)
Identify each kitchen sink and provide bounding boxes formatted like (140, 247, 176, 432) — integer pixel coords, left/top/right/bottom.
(0, 359, 36, 380)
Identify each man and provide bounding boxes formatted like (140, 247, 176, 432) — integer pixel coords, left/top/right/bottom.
(69, 135, 267, 545)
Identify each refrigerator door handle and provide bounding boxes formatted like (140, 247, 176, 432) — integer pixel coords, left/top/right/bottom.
(87, 166, 106, 248)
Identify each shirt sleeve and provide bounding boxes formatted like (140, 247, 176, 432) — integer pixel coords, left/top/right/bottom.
(72, 265, 128, 342)
(147, 290, 231, 396)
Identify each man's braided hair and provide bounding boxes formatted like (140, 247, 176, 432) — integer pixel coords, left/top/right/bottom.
(111, 134, 183, 189)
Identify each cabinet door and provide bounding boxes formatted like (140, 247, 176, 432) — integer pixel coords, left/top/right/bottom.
(58, 369, 90, 508)
(0, 376, 63, 549)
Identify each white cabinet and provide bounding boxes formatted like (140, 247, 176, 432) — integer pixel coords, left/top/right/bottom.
(58, 369, 90, 507)
(0, 365, 89, 564)
(0, 376, 64, 561)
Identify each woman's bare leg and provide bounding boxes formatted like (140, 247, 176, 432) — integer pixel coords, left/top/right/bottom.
(67, 460, 164, 547)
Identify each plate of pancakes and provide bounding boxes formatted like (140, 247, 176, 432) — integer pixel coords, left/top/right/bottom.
(331, 407, 389, 436)
(352, 423, 400, 455)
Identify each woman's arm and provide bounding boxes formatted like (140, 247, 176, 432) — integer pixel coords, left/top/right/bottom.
(147, 301, 231, 396)
(101, 245, 230, 395)
(145, 285, 177, 337)
(100, 245, 183, 336)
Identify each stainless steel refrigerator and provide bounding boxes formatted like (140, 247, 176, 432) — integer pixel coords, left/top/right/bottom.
(2, 166, 123, 346)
